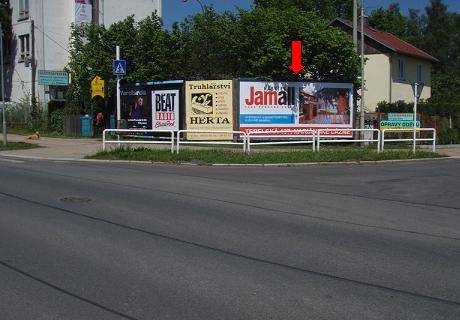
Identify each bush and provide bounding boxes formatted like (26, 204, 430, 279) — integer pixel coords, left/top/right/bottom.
(438, 128, 460, 144)
(49, 108, 64, 135)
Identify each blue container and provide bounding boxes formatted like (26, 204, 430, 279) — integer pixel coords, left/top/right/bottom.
(81, 115, 93, 137)
(110, 114, 115, 129)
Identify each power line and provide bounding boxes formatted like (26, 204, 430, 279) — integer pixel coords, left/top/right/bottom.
(33, 24, 70, 54)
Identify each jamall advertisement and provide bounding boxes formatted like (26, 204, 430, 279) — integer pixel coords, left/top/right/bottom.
(239, 80, 354, 137)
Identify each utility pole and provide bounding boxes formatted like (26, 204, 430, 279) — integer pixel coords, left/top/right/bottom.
(360, 2, 365, 136)
(353, 0, 358, 48)
(31, 19, 36, 110)
(0, 23, 6, 146)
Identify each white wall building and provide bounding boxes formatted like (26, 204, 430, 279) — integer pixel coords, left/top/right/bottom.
(8, 0, 162, 105)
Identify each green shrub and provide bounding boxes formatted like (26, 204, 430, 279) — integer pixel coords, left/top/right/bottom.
(49, 108, 64, 135)
(438, 128, 460, 144)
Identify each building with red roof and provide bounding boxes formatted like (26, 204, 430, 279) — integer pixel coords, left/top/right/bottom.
(330, 18, 438, 111)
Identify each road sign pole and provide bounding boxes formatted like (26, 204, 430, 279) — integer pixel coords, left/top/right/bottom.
(413, 83, 418, 154)
(116, 45, 121, 129)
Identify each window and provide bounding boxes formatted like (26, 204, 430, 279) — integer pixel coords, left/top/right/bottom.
(417, 64, 423, 83)
(18, 34, 30, 64)
(18, 0, 29, 20)
(398, 59, 405, 80)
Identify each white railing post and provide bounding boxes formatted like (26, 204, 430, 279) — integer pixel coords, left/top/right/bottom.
(317, 130, 321, 151)
(102, 129, 107, 151)
(432, 129, 436, 152)
(247, 133, 251, 153)
(176, 130, 182, 154)
(376, 130, 381, 153)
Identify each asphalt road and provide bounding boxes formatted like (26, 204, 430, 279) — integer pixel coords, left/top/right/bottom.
(0, 157, 459, 320)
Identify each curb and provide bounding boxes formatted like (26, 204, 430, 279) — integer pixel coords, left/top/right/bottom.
(0, 153, 457, 167)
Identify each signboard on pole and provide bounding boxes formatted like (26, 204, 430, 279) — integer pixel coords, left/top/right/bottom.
(185, 80, 233, 140)
(380, 120, 421, 130)
(387, 113, 413, 121)
(238, 80, 353, 137)
(91, 76, 105, 98)
(113, 60, 127, 76)
(38, 70, 69, 86)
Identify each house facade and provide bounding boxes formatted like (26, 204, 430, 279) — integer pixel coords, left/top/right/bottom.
(330, 18, 438, 112)
(8, 0, 162, 105)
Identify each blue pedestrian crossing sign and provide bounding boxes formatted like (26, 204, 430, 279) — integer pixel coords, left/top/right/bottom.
(113, 60, 126, 76)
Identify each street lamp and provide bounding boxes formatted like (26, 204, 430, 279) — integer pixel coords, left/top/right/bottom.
(182, 0, 205, 14)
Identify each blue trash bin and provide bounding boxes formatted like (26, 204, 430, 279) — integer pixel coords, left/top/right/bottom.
(110, 114, 115, 129)
(81, 115, 93, 137)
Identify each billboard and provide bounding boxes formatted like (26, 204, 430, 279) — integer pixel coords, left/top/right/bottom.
(185, 80, 234, 140)
(152, 89, 180, 131)
(121, 88, 152, 130)
(120, 81, 184, 131)
(38, 70, 69, 86)
(239, 80, 354, 137)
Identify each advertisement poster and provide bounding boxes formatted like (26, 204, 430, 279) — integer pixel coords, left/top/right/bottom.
(152, 90, 180, 131)
(185, 80, 233, 140)
(75, 0, 92, 24)
(121, 88, 152, 130)
(239, 80, 354, 137)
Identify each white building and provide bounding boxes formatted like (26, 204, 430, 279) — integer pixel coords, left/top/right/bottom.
(8, 0, 162, 105)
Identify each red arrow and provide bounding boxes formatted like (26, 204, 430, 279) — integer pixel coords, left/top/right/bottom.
(289, 40, 304, 74)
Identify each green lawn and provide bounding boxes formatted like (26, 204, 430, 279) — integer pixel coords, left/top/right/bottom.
(87, 148, 444, 164)
(0, 141, 39, 151)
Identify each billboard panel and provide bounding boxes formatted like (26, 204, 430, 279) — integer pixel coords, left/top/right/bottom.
(121, 88, 152, 130)
(152, 90, 180, 131)
(239, 80, 354, 137)
(185, 80, 233, 140)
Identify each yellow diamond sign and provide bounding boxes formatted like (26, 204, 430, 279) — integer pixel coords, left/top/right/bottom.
(91, 76, 105, 98)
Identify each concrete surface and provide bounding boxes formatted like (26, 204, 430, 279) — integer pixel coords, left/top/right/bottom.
(0, 157, 459, 319)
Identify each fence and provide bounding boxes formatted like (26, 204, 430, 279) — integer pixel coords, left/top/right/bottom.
(381, 128, 436, 152)
(176, 130, 247, 154)
(100, 128, 437, 155)
(246, 130, 316, 153)
(102, 129, 175, 153)
(317, 129, 381, 152)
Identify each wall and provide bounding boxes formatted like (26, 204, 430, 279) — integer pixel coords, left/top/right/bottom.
(100, 0, 162, 26)
(363, 53, 390, 111)
(390, 54, 432, 103)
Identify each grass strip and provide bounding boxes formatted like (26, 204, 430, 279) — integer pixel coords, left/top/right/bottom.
(87, 148, 445, 164)
(0, 142, 39, 151)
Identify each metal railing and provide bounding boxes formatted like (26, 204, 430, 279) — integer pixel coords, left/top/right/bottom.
(102, 129, 175, 153)
(176, 130, 247, 154)
(317, 129, 381, 152)
(246, 130, 316, 153)
(381, 128, 436, 152)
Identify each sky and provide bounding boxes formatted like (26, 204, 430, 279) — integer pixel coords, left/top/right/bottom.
(162, 0, 460, 28)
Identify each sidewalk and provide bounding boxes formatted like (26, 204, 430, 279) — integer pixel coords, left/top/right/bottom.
(1, 133, 459, 160)
(0, 134, 102, 159)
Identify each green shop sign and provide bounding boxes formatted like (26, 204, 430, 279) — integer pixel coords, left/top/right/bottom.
(38, 70, 69, 86)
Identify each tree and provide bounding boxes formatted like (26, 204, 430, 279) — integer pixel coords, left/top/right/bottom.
(254, 0, 354, 21)
(368, 3, 408, 38)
